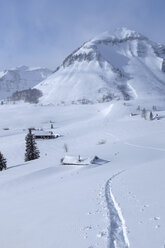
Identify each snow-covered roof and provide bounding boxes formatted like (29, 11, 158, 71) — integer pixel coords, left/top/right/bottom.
(62, 155, 90, 165)
(32, 131, 54, 136)
(61, 155, 109, 166)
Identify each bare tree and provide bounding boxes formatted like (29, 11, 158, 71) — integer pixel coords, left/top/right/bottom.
(63, 143, 68, 153)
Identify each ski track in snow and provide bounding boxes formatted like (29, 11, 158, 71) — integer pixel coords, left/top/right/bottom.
(105, 132, 120, 142)
(0, 131, 23, 138)
(105, 171, 130, 248)
(124, 142, 165, 152)
(106, 131, 165, 152)
(102, 104, 114, 117)
(127, 82, 138, 99)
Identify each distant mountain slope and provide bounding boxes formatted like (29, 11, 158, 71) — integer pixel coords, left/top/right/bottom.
(0, 65, 52, 99)
(35, 27, 165, 105)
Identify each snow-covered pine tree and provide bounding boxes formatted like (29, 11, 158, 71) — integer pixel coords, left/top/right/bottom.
(0, 152, 7, 171)
(25, 129, 40, 162)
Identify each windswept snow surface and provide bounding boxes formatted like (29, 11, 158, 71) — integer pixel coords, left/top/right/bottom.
(36, 27, 165, 105)
(0, 98, 165, 247)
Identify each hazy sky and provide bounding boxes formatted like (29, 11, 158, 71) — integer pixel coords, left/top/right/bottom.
(0, 0, 165, 70)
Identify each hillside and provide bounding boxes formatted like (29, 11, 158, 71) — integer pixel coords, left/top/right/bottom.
(0, 65, 52, 99)
(0, 100, 165, 247)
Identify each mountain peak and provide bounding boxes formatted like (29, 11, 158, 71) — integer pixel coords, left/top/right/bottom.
(113, 27, 144, 39)
(36, 29, 165, 105)
(90, 27, 146, 44)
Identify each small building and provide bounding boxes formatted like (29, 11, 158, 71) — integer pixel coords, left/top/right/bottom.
(32, 130, 60, 139)
(61, 155, 109, 166)
(3, 128, 9, 131)
(155, 114, 160, 120)
(130, 113, 138, 117)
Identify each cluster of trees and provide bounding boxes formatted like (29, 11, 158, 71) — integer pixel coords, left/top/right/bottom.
(9, 88, 42, 104)
(141, 108, 153, 120)
(0, 129, 40, 172)
(137, 105, 157, 120)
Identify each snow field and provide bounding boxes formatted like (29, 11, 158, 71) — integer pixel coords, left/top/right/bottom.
(0, 99, 165, 247)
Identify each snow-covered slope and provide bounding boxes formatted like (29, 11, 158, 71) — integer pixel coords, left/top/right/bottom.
(0, 65, 52, 99)
(1, 27, 165, 248)
(36, 27, 165, 105)
(0, 100, 165, 248)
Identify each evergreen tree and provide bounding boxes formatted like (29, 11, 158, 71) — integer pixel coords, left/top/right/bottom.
(152, 105, 157, 111)
(25, 129, 40, 162)
(150, 111, 153, 120)
(141, 108, 147, 119)
(137, 105, 140, 111)
(0, 152, 7, 171)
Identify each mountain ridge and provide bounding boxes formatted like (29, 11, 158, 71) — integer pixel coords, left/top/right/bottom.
(33, 27, 165, 104)
(0, 66, 52, 100)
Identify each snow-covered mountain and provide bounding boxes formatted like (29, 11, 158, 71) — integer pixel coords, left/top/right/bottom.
(1, 28, 165, 248)
(35, 27, 165, 105)
(0, 65, 52, 99)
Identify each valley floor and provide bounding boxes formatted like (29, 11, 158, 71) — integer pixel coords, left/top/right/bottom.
(0, 101, 165, 248)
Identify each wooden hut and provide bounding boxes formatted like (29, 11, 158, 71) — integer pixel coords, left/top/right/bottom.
(32, 131, 60, 139)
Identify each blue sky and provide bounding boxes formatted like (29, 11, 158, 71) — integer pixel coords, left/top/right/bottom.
(0, 0, 165, 70)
